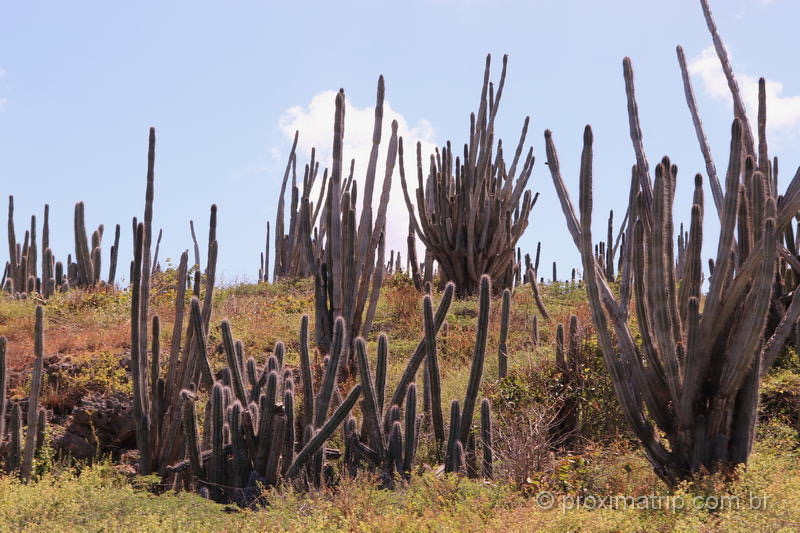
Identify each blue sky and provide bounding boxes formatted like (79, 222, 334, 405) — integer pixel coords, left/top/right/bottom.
(0, 0, 798, 283)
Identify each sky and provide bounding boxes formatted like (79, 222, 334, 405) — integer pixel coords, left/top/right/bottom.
(0, 0, 798, 284)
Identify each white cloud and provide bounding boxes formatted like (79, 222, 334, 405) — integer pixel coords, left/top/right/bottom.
(277, 88, 437, 265)
(688, 45, 800, 146)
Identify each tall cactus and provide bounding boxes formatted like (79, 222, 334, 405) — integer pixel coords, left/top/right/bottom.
(73, 202, 95, 286)
(497, 289, 511, 378)
(130, 222, 150, 473)
(459, 275, 490, 445)
(126, 129, 220, 475)
(108, 224, 121, 285)
(444, 400, 462, 474)
(527, 268, 550, 320)
(6, 402, 23, 473)
(398, 55, 536, 296)
(545, 37, 800, 483)
(422, 294, 445, 453)
(271, 131, 328, 280)
(552, 317, 579, 446)
(21, 306, 45, 481)
(314, 78, 396, 376)
(0, 337, 6, 440)
(480, 398, 493, 479)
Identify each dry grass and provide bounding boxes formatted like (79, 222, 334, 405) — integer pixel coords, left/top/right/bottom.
(0, 273, 798, 531)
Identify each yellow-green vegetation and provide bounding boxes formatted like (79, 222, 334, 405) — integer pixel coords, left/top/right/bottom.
(1, 272, 799, 532)
(0, 428, 797, 532)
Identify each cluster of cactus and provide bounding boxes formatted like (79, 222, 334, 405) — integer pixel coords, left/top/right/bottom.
(116, 128, 495, 501)
(267, 130, 329, 281)
(0, 306, 47, 480)
(406, 221, 423, 289)
(672, 1, 800, 368)
(594, 210, 623, 282)
(313, 78, 395, 377)
(348, 280, 465, 480)
(766, 216, 800, 364)
(386, 249, 404, 275)
(157, 276, 497, 503)
(398, 55, 536, 297)
(438, 276, 494, 477)
(544, 0, 800, 486)
(126, 129, 221, 474)
(168, 316, 364, 502)
(4, 196, 121, 298)
(680, 1, 800, 370)
(551, 316, 580, 447)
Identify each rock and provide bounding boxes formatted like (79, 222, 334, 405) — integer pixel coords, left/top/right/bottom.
(53, 391, 136, 461)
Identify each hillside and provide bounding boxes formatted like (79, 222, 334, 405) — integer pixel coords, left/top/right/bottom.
(0, 274, 798, 532)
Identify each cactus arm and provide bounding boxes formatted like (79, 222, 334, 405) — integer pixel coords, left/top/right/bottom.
(285, 384, 361, 479)
(355, 338, 385, 459)
(423, 295, 445, 451)
(676, 46, 724, 214)
(298, 314, 315, 430)
(385, 282, 454, 425)
(458, 276, 490, 445)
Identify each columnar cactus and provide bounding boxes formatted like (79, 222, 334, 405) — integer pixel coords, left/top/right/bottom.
(527, 268, 550, 320)
(398, 55, 536, 297)
(0, 337, 6, 440)
(480, 398, 492, 479)
(21, 306, 45, 481)
(422, 294, 445, 453)
(108, 224, 121, 285)
(497, 288, 511, 379)
(544, 28, 800, 483)
(73, 201, 96, 286)
(458, 275, 489, 446)
(127, 129, 220, 475)
(7, 402, 22, 473)
(552, 316, 579, 446)
(6, 194, 118, 295)
(314, 78, 396, 376)
(444, 400, 463, 474)
(407, 221, 422, 290)
(271, 131, 329, 280)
